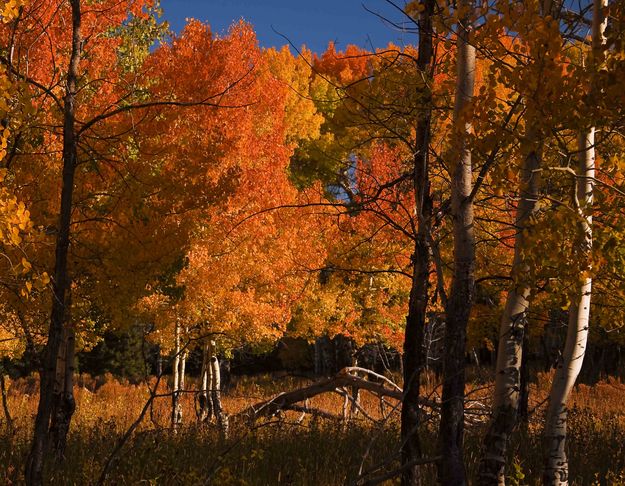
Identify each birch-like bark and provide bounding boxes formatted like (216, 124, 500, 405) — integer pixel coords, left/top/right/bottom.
(478, 2, 565, 480)
(198, 343, 213, 422)
(179, 340, 187, 391)
(542, 3, 606, 483)
(438, 4, 476, 484)
(171, 322, 183, 432)
(478, 130, 542, 486)
(25, 2, 81, 483)
(208, 340, 228, 437)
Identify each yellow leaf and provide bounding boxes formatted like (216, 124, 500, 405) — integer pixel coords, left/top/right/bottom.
(21, 257, 31, 272)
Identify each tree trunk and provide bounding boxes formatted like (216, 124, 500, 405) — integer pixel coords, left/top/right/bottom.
(438, 3, 476, 484)
(50, 325, 76, 460)
(518, 328, 530, 424)
(401, 3, 435, 485)
(198, 343, 213, 422)
(208, 340, 228, 437)
(156, 345, 163, 377)
(478, 132, 542, 486)
(542, 5, 605, 483)
(171, 322, 183, 432)
(25, 1, 81, 483)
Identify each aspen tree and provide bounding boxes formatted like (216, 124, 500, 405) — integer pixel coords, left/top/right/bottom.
(542, 1, 607, 484)
(438, 1, 476, 484)
(479, 3, 561, 482)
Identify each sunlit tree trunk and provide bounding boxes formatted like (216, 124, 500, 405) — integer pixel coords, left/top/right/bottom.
(171, 321, 183, 432)
(208, 340, 228, 437)
(439, 2, 476, 484)
(25, 1, 81, 483)
(479, 129, 542, 486)
(478, 1, 566, 479)
(198, 343, 213, 422)
(401, 3, 435, 485)
(542, 3, 606, 483)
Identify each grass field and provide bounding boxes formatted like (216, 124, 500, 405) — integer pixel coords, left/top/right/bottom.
(1, 372, 624, 485)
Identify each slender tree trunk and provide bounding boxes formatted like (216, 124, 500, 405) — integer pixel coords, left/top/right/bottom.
(179, 342, 187, 391)
(518, 328, 530, 424)
(198, 343, 213, 422)
(438, 4, 476, 484)
(25, 2, 81, 483)
(49, 288, 76, 459)
(156, 344, 163, 377)
(543, 5, 605, 482)
(478, 130, 542, 485)
(401, 3, 435, 485)
(50, 324, 76, 459)
(208, 340, 228, 437)
(171, 322, 183, 432)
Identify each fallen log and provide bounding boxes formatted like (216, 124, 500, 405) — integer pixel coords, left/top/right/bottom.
(235, 368, 441, 424)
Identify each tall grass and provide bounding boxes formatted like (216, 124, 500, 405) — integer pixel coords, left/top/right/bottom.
(0, 372, 623, 485)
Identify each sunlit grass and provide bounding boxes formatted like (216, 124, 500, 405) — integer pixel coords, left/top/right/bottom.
(0, 372, 624, 485)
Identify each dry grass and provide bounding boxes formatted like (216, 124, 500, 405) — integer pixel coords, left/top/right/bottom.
(0, 372, 624, 485)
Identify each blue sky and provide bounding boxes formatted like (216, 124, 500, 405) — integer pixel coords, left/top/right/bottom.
(159, 0, 414, 53)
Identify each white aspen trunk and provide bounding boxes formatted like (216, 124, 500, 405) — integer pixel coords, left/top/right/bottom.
(208, 340, 228, 437)
(179, 347, 187, 391)
(439, 3, 476, 483)
(171, 322, 182, 432)
(342, 389, 349, 422)
(350, 387, 361, 419)
(198, 343, 212, 422)
(542, 3, 606, 483)
(479, 5, 567, 483)
(479, 126, 543, 486)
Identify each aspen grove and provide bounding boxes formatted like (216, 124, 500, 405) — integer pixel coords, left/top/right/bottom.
(1, 0, 625, 485)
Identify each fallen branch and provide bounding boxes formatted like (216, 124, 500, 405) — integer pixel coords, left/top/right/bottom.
(235, 368, 439, 424)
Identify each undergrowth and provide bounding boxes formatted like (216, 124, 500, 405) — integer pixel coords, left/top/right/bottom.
(0, 373, 623, 485)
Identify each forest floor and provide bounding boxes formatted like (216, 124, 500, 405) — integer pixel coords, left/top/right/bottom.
(1, 372, 624, 485)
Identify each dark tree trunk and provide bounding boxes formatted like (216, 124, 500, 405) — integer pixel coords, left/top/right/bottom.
(49, 325, 76, 459)
(25, 1, 81, 484)
(401, 2, 435, 485)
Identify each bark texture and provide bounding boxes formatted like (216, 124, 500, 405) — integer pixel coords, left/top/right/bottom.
(171, 322, 184, 432)
(401, 2, 435, 485)
(50, 324, 76, 459)
(439, 4, 476, 484)
(198, 343, 214, 422)
(542, 4, 605, 483)
(208, 340, 228, 437)
(478, 128, 542, 486)
(25, 2, 81, 483)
